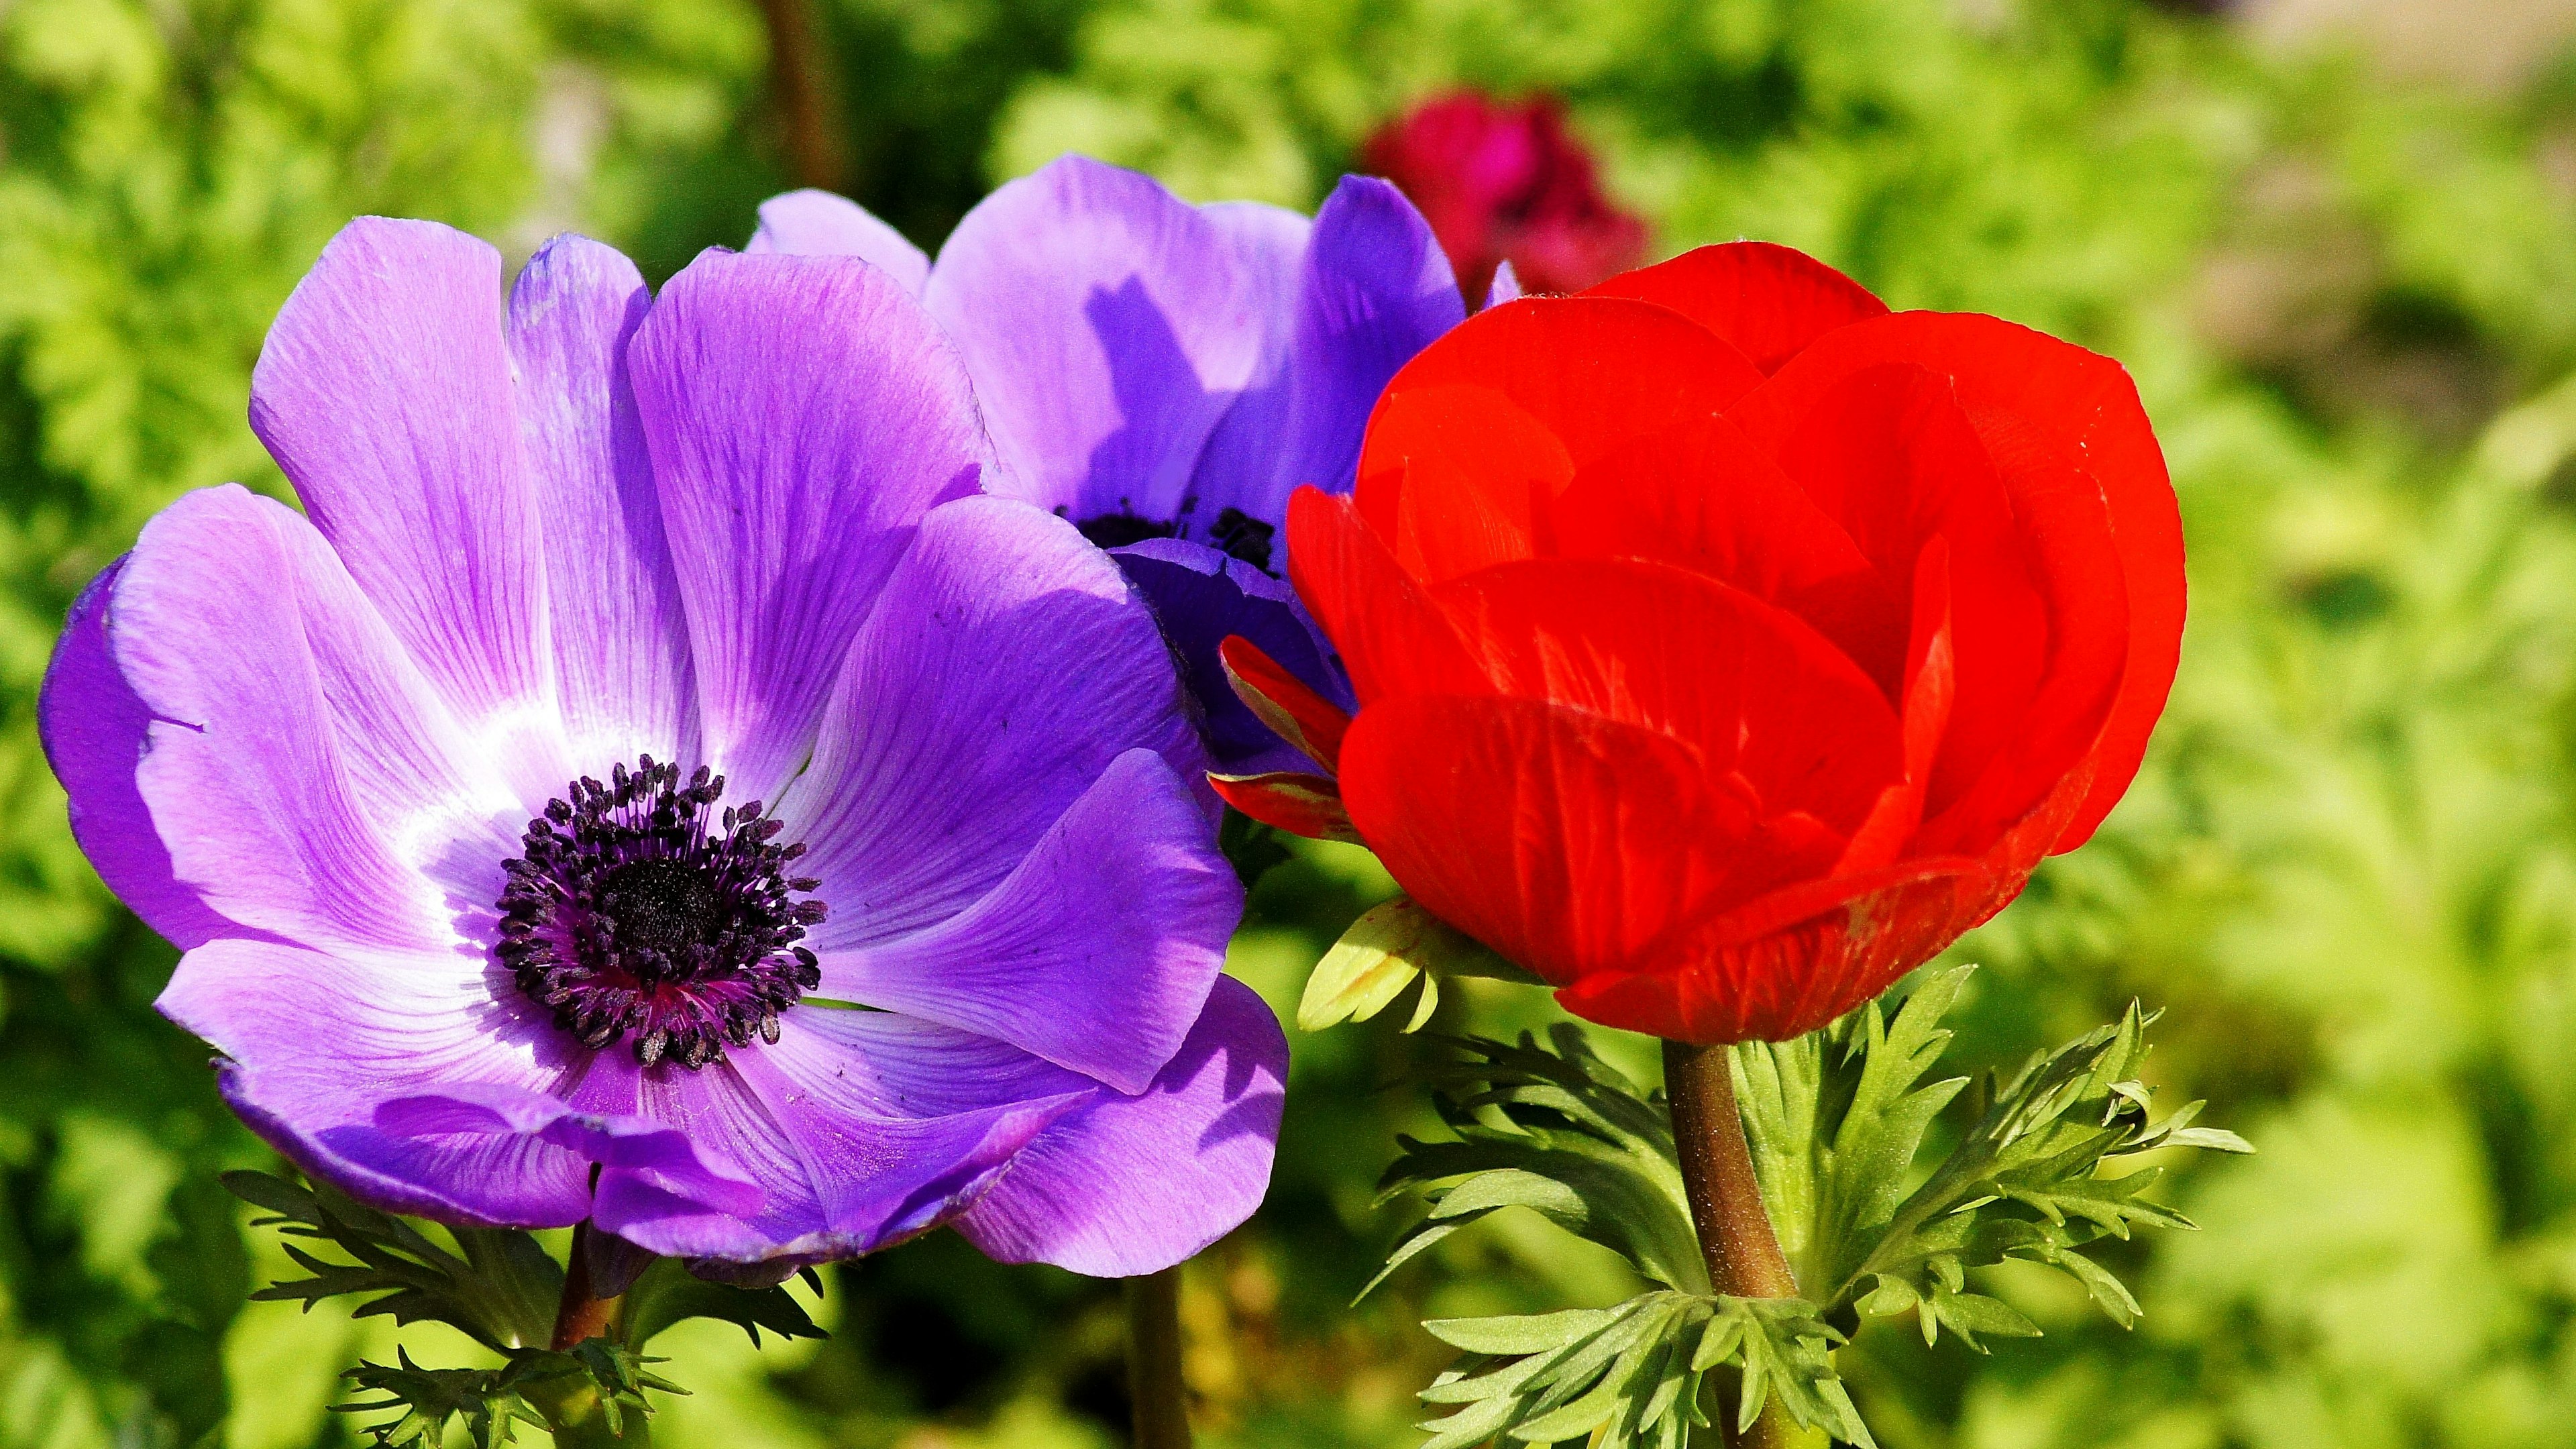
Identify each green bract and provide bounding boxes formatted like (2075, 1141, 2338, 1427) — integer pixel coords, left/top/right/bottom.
(1373, 969, 2247, 1446)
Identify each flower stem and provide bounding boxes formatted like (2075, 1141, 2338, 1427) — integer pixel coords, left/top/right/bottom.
(1125, 1265, 1193, 1449)
(551, 1222, 623, 1352)
(1662, 1039, 1816, 1449)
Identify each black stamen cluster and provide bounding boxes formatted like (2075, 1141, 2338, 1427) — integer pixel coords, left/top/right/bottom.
(496, 756, 826, 1069)
(1074, 508, 1182, 550)
(1208, 506, 1276, 571)
(1068, 496, 1279, 574)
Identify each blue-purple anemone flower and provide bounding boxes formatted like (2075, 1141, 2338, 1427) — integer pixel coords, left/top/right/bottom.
(747, 156, 1466, 777)
(39, 217, 1287, 1277)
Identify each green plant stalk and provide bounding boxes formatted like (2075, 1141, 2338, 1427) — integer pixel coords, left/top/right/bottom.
(1664, 1040, 1821, 1449)
(1126, 1265, 1194, 1449)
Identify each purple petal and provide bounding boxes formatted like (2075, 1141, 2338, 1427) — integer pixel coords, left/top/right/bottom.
(1201, 199, 1313, 398)
(40, 559, 249, 951)
(957, 975, 1287, 1276)
(109, 486, 511, 956)
(1268, 174, 1463, 516)
(160, 937, 591, 1226)
(1201, 201, 1313, 327)
(777, 495, 1205, 948)
(1183, 176, 1462, 531)
(818, 747, 1241, 1094)
(1182, 202, 1312, 524)
(605, 1044, 1076, 1263)
(745, 190, 932, 296)
(375, 1080, 765, 1222)
(1486, 258, 1523, 307)
(1110, 539, 1354, 775)
(629, 248, 992, 802)
(505, 234, 697, 766)
(923, 155, 1259, 521)
(726, 1026, 1087, 1252)
(250, 217, 547, 728)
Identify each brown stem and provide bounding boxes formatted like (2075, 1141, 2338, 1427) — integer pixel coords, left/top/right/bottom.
(1664, 1040, 1811, 1448)
(551, 1221, 623, 1352)
(1125, 1266, 1193, 1449)
(754, 0, 847, 191)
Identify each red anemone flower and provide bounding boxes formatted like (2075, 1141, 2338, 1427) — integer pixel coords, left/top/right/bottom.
(1217, 243, 2184, 1043)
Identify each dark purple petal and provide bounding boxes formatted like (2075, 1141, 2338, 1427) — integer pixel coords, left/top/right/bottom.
(1271, 174, 1463, 514)
(161, 937, 591, 1226)
(250, 218, 547, 729)
(745, 189, 933, 297)
(957, 975, 1287, 1276)
(1111, 537, 1354, 775)
(40, 559, 250, 951)
(110, 486, 509, 955)
(731, 1064, 1079, 1260)
(605, 1044, 1077, 1263)
(629, 248, 991, 802)
(375, 1080, 765, 1224)
(778, 495, 1205, 947)
(923, 156, 1260, 521)
(818, 747, 1240, 1094)
(505, 235, 698, 766)
(1188, 176, 1461, 532)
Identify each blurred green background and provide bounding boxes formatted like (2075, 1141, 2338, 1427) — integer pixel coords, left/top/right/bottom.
(8, 0, 2576, 1444)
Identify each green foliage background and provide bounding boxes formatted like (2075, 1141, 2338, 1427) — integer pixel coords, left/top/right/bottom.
(4, 0, 2575, 1444)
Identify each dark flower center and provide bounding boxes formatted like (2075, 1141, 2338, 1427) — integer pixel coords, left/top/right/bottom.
(1075, 509, 1181, 550)
(1206, 507, 1275, 572)
(1072, 502, 1277, 572)
(495, 756, 826, 1069)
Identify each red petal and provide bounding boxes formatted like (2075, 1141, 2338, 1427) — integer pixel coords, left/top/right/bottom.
(1424, 557, 1902, 837)
(1553, 864, 1974, 1042)
(1833, 537, 1957, 874)
(1543, 415, 1907, 691)
(1729, 311, 2182, 849)
(1766, 363, 2049, 820)
(1582, 242, 1888, 374)
(1915, 421, 2130, 853)
(1284, 488, 1487, 705)
(1336, 695, 1845, 989)
(1375, 383, 1565, 579)
(1354, 297, 1768, 580)
(1219, 635, 1351, 773)
(1208, 771, 1362, 843)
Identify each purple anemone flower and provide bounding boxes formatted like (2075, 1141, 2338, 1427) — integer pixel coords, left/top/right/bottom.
(747, 156, 1466, 777)
(40, 217, 1287, 1277)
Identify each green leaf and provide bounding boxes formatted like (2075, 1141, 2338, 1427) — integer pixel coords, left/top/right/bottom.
(1379, 991, 2247, 1448)
(225, 1171, 560, 1354)
(335, 1338, 686, 1448)
(1423, 1308, 1618, 1356)
(616, 1256, 824, 1349)
(1412, 1291, 1873, 1449)
(334, 1350, 548, 1449)
(1725, 1297, 1873, 1447)
(1916, 1285, 2043, 1350)
(1367, 1027, 1705, 1297)
(1732, 964, 1974, 1293)
(1297, 895, 1543, 1032)
(1747, 987, 2255, 1334)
